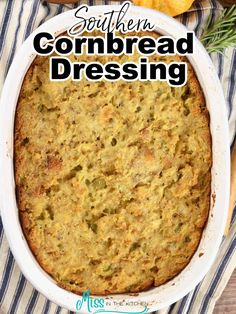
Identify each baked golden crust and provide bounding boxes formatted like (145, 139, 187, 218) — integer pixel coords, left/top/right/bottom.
(14, 31, 212, 295)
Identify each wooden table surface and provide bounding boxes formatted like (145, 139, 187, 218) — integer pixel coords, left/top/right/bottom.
(214, 269, 236, 313)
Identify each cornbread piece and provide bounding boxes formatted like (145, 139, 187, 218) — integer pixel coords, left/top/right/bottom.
(15, 31, 211, 295)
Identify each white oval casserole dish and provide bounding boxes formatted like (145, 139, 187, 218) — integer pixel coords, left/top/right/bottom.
(0, 4, 230, 313)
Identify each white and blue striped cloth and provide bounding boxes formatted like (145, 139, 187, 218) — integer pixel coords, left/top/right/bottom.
(0, 0, 235, 313)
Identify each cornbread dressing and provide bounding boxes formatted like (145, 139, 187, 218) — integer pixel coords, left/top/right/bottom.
(14, 31, 212, 295)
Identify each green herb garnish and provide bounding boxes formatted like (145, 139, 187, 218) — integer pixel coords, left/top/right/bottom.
(201, 5, 236, 54)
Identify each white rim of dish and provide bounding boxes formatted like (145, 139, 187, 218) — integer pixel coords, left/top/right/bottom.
(0, 4, 230, 313)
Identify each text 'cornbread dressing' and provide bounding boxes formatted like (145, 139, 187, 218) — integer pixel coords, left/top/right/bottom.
(14, 31, 211, 295)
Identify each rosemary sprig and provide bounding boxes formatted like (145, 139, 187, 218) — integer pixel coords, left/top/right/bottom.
(200, 5, 236, 54)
